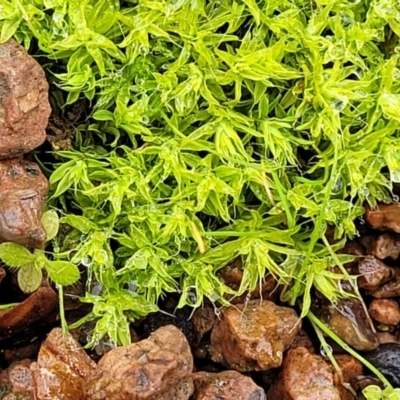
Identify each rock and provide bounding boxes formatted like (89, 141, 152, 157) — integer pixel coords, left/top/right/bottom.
(369, 233, 400, 260)
(369, 276, 400, 298)
(369, 299, 400, 326)
(313, 298, 379, 352)
(192, 307, 216, 344)
(8, 359, 36, 399)
(0, 39, 50, 159)
(0, 359, 36, 399)
(210, 300, 300, 371)
(192, 371, 266, 400)
(377, 332, 400, 345)
(31, 327, 96, 400)
(338, 240, 365, 270)
(0, 158, 49, 248)
(357, 256, 395, 290)
(365, 204, 400, 233)
(84, 325, 194, 400)
(364, 343, 400, 387)
(332, 355, 363, 400)
(0, 286, 58, 344)
(268, 347, 340, 400)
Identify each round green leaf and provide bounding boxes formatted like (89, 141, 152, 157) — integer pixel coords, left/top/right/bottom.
(0, 243, 35, 267)
(46, 261, 80, 286)
(18, 264, 42, 294)
(41, 210, 60, 242)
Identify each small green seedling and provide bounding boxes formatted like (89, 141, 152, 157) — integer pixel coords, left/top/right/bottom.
(0, 210, 80, 293)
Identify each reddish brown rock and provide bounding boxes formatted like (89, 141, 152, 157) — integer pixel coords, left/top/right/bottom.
(370, 276, 400, 298)
(333, 355, 363, 400)
(377, 332, 400, 345)
(192, 307, 216, 344)
(313, 298, 379, 352)
(369, 233, 400, 260)
(268, 347, 340, 400)
(192, 371, 266, 400)
(357, 256, 395, 290)
(84, 325, 194, 400)
(0, 359, 36, 399)
(365, 204, 400, 233)
(369, 299, 400, 326)
(0, 286, 57, 342)
(2, 340, 41, 366)
(210, 300, 300, 372)
(31, 327, 96, 400)
(0, 158, 49, 248)
(0, 39, 50, 159)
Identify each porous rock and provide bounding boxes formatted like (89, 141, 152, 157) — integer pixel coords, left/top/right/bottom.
(210, 300, 300, 371)
(192, 370, 266, 400)
(0, 39, 50, 159)
(84, 324, 194, 400)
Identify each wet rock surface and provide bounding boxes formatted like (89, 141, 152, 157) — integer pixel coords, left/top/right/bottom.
(368, 299, 400, 326)
(210, 300, 300, 371)
(357, 256, 395, 290)
(364, 343, 400, 387)
(0, 158, 49, 249)
(369, 233, 400, 260)
(84, 325, 194, 400)
(369, 275, 400, 298)
(365, 204, 400, 233)
(31, 327, 96, 400)
(192, 370, 266, 400)
(268, 347, 340, 400)
(0, 39, 50, 159)
(313, 298, 379, 352)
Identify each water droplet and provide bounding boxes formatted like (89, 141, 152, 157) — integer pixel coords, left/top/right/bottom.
(331, 99, 345, 111)
(141, 115, 149, 125)
(91, 284, 103, 295)
(81, 256, 92, 267)
(391, 170, 400, 183)
(333, 178, 343, 192)
(128, 283, 137, 293)
(139, 45, 149, 56)
(394, 194, 400, 203)
(359, 217, 365, 225)
(161, 64, 168, 71)
(80, 234, 88, 242)
(320, 344, 333, 358)
(360, 187, 370, 196)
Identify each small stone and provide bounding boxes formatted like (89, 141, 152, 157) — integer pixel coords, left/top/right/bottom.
(192, 371, 266, 400)
(365, 204, 400, 233)
(192, 307, 216, 344)
(369, 299, 400, 326)
(31, 327, 96, 400)
(369, 276, 400, 298)
(210, 300, 301, 371)
(84, 325, 194, 400)
(0, 39, 50, 159)
(369, 233, 400, 260)
(377, 332, 400, 345)
(313, 298, 379, 352)
(0, 158, 49, 248)
(357, 256, 395, 290)
(364, 343, 400, 387)
(268, 347, 340, 400)
(332, 355, 363, 400)
(8, 359, 35, 399)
